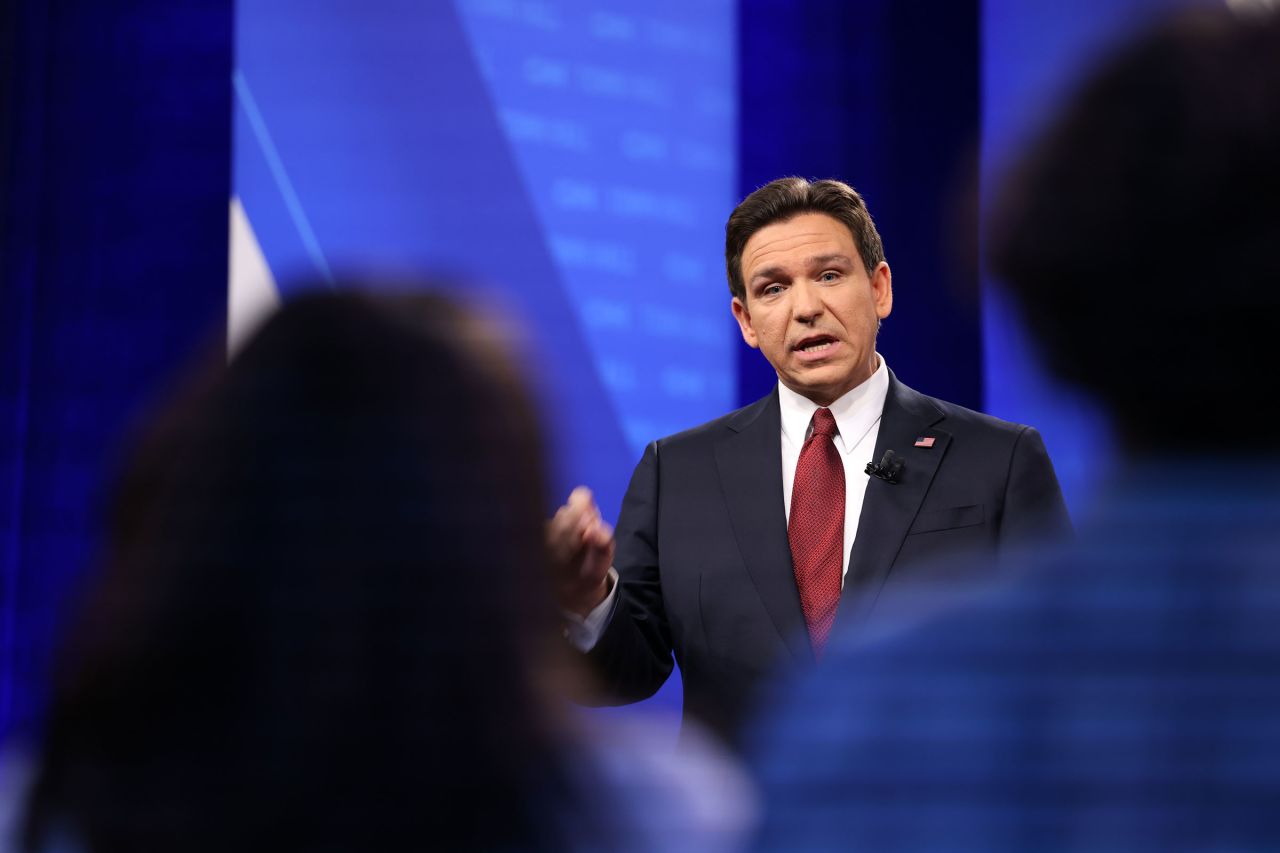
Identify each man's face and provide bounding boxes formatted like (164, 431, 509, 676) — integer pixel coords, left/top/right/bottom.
(732, 212, 892, 406)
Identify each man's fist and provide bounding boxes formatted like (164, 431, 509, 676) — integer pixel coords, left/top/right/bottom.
(547, 486, 616, 616)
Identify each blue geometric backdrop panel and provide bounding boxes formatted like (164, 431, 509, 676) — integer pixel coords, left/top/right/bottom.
(233, 0, 737, 524)
(456, 1, 737, 455)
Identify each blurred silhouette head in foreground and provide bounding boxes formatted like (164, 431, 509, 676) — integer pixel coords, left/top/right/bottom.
(23, 287, 598, 851)
(988, 7, 1280, 451)
(750, 9, 1280, 852)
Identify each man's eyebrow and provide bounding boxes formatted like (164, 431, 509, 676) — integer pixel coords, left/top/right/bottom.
(749, 265, 787, 286)
(808, 253, 854, 268)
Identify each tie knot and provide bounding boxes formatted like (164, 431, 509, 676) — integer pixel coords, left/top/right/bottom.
(810, 407, 838, 439)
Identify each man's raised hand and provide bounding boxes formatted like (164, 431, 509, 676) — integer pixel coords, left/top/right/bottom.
(548, 486, 616, 617)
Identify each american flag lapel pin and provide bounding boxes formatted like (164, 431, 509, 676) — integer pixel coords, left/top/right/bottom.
(914, 436, 936, 448)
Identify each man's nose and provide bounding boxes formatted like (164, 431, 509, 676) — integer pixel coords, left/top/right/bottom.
(791, 280, 823, 322)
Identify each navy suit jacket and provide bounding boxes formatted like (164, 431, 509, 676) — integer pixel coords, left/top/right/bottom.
(584, 372, 1070, 742)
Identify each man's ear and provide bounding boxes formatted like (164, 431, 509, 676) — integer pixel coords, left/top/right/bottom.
(731, 297, 759, 349)
(872, 261, 893, 320)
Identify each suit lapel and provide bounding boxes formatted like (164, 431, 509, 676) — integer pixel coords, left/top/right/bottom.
(714, 390, 812, 664)
(838, 372, 949, 627)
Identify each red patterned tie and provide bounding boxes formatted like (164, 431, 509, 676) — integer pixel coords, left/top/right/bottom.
(788, 407, 845, 657)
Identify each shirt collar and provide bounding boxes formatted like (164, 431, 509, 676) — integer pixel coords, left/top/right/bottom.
(778, 355, 890, 455)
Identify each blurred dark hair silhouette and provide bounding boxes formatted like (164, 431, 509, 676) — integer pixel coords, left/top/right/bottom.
(988, 9, 1280, 450)
(21, 287, 604, 851)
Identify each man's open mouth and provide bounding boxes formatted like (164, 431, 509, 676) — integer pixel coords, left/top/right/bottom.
(793, 335, 837, 353)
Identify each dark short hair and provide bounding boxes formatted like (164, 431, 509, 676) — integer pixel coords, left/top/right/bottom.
(988, 10, 1280, 449)
(725, 177, 886, 301)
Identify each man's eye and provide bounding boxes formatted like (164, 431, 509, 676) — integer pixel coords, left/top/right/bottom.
(762, 284, 784, 296)
(819, 271, 840, 282)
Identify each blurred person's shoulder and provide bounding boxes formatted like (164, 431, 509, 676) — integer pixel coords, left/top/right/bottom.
(0, 741, 35, 853)
(746, 459, 1280, 848)
(571, 710, 758, 853)
(0, 740, 87, 853)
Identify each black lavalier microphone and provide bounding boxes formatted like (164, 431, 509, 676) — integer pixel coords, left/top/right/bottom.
(865, 449, 904, 484)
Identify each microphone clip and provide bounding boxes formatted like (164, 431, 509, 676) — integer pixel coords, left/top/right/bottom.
(865, 449, 904, 484)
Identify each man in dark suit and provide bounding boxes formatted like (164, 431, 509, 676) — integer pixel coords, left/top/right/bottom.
(749, 9, 1280, 849)
(551, 177, 1070, 744)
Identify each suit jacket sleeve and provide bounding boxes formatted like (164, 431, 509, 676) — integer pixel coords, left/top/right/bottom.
(1000, 426, 1073, 544)
(580, 441, 675, 704)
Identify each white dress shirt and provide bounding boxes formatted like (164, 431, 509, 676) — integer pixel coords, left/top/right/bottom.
(565, 356, 891, 650)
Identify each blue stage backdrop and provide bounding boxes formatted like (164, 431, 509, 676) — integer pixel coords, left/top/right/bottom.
(232, 0, 738, 723)
(232, 0, 737, 522)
